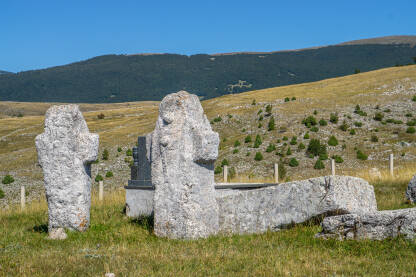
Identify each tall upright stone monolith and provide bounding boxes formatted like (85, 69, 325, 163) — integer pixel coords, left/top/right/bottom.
(36, 105, 99, 239)
(152, 91, 220, 239)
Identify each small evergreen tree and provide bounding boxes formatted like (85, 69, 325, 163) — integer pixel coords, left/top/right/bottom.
(289, 158, 299, 167)
(102, 149, 109, 160)
(253, 135, 262, 148)
(328, 136, 338, 146)
(254, 152, 263, 161)
(268, 117, 275, 131)
(314, 159, 325, 169)
(2, 175, 14, 184)
(244, 135, 252, 143)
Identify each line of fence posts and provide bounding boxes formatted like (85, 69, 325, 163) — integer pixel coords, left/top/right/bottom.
(16, 154, 397, 208)
(220, 153, 396, 183)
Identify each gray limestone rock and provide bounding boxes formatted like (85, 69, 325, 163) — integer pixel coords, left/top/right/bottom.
(316, 208, 416, 240)
(406, 174, 416, 203)
(216, 176, 377, 234)
(35, 105, 99, 237)
(152, 91, 220, 239)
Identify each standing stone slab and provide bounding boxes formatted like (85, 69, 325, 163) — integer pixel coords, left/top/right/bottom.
(216, 176, 377, 234)
(316, 208, 416, 240)
(35, 105, 99, 238)
(152, 91, 220, 239)
(406, 174, 416, 203)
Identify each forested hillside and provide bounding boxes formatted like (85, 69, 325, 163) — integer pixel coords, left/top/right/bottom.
(1, 43, 416, 103)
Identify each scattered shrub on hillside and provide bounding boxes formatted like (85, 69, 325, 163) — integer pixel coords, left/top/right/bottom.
(383, 108, 391, 113)
(290, 136, 297, 145)
(349, 129, 356, 135)
(328, 136, 338, 146)
(214, 166, 222, 174)
(412, 96, 416, 102)
(242, 128, 246, 132)
(342, 144, 347, 150)
(373, 112, 384, 121)
(291, 97, 296, 101)
(2, 175, 14, 185)
(265, 104, 272, 115)
(310, 126, 319, 132)
(319, 119, 327, 126)
(407, 120, 416, 126)
(253, 135, 262, 148)
(0, 188, 4, 199)
(266, 143, 276, 153)
(319, 151, 328, 160)
(289, 158, 299, 167)
(221, 159, 229, 166)
(407, 127, 416, 134)
(406, 113, 413, 117)
(251, 99, 256, 105)
(356, 150, 368, 160)
(284, 97, 290, 102)
(233, 149, 239, 154)
(314, 159, 325, 170)
(117, 147, 122, 152)
(258, 123, 263, 128)
(254, 152, 263, 161)
(282, 136, 288, 141)
(97, 113, 105, 119)
(354, 121, 363, 127)
(268, 117, 275, 131)
(106, 171, 113, 178)
(257, 109, 263, 115)
(246, 152, 250, 156)
(371, 135, 379, 142)
(298, 142, 306, 150)
(234, 140, 241, 147)
(329, 113, 338, 124)
(332, 155, 344, 163)
(227, 114, 233, 119)
(307, 139, 327, 157)
(213, 116, 222, 122)
(223, 138, 227, 142)
(303, 133, 310, 139)
(126, 149, 133, 156)
(102, 149, 109, 160)
(286, 147, 292, 156)
(276, 139, 281, 143)
(258, 115, 263, 121)
(302, 116, 317, 127)
(244, 135, 252, 143)
(339, 120, 349, 131)
(95, 174, 103, 182)
(313, 110, 318, 115)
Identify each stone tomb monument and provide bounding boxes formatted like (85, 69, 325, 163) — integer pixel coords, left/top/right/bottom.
(126, 90, 382, 240)
(125, 135, 154, 217)
(36, 105, 99, 239)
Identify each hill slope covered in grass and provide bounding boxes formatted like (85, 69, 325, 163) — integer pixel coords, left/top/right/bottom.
(1, 39, 416, 103)
(1, 65, 416, 206)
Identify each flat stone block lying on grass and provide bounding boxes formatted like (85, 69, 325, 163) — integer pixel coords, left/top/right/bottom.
(316, 208, 416, 240)
(35, 105, 99, 238)
(216, 175, 377, 234)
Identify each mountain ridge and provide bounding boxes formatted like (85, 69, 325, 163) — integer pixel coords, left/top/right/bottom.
(1, 36, 416, 103)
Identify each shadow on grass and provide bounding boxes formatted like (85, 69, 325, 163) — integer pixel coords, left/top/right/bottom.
(31, 224, 48, 233)
(129, 215, 154, 233)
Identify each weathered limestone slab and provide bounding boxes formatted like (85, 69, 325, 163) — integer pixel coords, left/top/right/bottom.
(216, 176, 377, 234)
(152, 91, 220, 239)
(406, 174, 416, 203)
(316, 208, 416, 240)
(35, 105, 99, 238)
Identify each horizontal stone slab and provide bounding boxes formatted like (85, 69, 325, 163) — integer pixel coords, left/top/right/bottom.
(316, 208, 416, 240)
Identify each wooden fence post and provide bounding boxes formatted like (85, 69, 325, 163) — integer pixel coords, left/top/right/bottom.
(331, 159, 335, 176)
(223, 165, 228, 183)
(99, 181, 104, 201)
(389, 153, 394, 177)
(20, 186, 25, 210)
(274, 163, 279, 183)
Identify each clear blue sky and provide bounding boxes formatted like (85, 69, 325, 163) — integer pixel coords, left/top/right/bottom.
(1, 0, 415, 72)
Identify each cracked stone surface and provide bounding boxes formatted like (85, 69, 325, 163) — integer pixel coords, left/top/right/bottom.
(35, 105, 99, 237)
(316, 208, 416, 240)
(151, 91, 220, 239)
(216, 175, 377, 234)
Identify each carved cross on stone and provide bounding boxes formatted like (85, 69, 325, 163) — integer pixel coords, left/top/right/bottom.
(35, 105, 99, 239)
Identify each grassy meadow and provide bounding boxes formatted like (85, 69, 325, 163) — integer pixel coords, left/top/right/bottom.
(1, 169, 415, 276)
